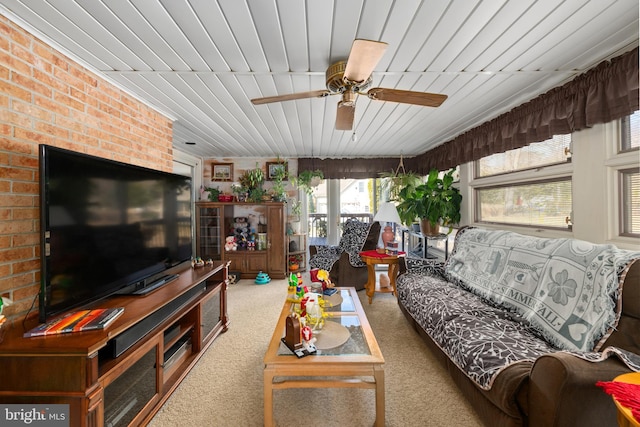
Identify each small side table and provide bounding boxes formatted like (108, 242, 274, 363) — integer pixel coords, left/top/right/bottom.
(611, 373, 640, 427)
(360, 250, 406, 304)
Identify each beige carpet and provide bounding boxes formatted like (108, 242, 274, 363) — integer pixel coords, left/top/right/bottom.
(149, 276, 483, 427)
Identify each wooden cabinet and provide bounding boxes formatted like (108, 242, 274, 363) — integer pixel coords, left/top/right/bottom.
(196, 202, 286, 279)
(225, 251, 267, 275)
(0, 262, 229, 427)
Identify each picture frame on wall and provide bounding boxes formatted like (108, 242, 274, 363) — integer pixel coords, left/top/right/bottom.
(212, 162, 233, 181)
(266, 162, 288, 180)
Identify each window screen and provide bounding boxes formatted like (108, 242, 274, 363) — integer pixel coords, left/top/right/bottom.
(476, 135, 571, 178)
(621, 168, 640, 236)
(621, 111, 640, 152)
(476, 179, 572, 228)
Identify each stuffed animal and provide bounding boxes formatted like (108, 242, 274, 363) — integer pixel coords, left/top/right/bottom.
(224, 236, 237, 251)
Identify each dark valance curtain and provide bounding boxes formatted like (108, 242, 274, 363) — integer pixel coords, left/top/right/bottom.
(407, 47, 639, 173)
(299, 48, 638, 178)
(297, 157, 401, 179)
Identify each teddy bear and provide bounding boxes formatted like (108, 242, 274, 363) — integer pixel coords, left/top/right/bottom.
(224, 235, 237, 251)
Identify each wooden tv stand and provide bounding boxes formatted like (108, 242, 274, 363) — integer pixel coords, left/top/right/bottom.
(0, 261, 229, 427)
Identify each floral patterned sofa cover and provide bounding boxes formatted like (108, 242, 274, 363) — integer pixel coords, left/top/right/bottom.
(396, 226, 640, 427)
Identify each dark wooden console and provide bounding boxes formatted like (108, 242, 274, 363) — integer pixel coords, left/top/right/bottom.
(0, 261, 229, 427)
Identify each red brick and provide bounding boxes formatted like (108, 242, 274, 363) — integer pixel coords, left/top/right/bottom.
(12, 258, 39, 274)
(12, 231, 38, 246)
(11, 153, 38, 169)
(0, 80, 32, 102)
(12, 182, 38, 195)
(0, 246, 33, 262)
(13, 73, 53, 99)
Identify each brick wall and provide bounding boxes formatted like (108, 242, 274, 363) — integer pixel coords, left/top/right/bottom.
(0, 16, 174, 321)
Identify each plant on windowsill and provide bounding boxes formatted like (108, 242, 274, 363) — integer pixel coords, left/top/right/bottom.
(396, 168, 462, 236)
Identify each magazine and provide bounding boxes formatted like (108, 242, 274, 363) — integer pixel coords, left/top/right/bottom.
(24, 307, 124, 338)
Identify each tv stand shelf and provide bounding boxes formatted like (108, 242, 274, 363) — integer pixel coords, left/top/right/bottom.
(0, 261, 229, 427)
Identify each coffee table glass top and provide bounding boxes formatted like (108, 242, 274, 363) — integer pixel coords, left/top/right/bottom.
(268, 287, 381, 360)
(323, 288, 356, 313)
(276, 315, 370, 356)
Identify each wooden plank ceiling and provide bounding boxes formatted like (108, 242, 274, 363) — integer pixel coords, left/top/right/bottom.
(1, 0, 638, 159)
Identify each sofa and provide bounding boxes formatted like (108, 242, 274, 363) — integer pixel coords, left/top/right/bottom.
(396, 226, 640, 427)
(309, 218, 380, 290)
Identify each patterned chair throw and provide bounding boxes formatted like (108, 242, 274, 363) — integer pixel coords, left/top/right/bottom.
(309, 219, 373, 272)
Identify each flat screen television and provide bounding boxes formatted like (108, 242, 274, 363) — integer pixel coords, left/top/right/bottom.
(39, 145, 193, 322)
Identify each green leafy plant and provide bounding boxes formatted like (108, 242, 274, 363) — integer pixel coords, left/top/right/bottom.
(379, 170, 422, 202)
(396, 168, 462, 234)
(204, 186, 220, 201)
(239, 163, 265, 191)
(292, 169, 324, 195)
(270, 163, 288, 201)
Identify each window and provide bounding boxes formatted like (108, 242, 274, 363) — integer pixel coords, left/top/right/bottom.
(620, 110, 640, 152)
(473, 136, 573, 229)
(620, 168, 640, 236)
(477, 135, 571, 177)
(476, 179, 571, 228)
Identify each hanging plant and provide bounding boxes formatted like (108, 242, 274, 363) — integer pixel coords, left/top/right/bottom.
(292, 170, 324, 195)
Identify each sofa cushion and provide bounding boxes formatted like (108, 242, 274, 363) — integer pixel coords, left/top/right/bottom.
(444, 227, 640, 352)
(397, 271, 555, 390)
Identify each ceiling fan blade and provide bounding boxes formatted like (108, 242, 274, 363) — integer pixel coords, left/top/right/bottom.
(336, 102, 355, 130)
(251, 90, 330, 105)
(367, 88, 447, 107)
(344, 39, 388, 83)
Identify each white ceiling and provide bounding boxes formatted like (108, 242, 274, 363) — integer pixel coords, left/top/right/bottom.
(1, 0, 638, 159)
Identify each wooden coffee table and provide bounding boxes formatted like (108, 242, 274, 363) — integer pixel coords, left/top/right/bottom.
(263, 287, 385, 426)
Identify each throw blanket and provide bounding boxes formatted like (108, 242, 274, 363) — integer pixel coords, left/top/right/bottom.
(309, 219, 372, 272)
(397, 269, 640, 390)
(444, 227, 640, 352)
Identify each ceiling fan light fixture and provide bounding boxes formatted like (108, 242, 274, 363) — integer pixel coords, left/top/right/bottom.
(341, 90, 356, 106)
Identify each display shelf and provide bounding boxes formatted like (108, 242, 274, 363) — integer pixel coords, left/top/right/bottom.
(287, 233, 307, 273)
(196, 202, 286, 279)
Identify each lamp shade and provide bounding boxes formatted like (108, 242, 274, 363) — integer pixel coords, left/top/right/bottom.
(373, 202, 401, 224)
(374, 202, 401, 248)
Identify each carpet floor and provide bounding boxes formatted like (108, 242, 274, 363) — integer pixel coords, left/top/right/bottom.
(149, 276, 483, 427)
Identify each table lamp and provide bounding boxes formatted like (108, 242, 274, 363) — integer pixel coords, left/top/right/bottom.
(373, 202, 402, 248)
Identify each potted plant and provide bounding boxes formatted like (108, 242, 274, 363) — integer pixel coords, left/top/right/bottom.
(204, 186, 220, 201)
(238, 164, 265, 202)
(396, 168, 462, 236)
(292, 169, 324, 195)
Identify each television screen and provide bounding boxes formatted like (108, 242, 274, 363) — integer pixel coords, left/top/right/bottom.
(39, 145, 193, 322)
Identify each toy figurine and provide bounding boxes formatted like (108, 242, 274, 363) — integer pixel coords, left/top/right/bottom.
(285, 314, 302, 350)
(301, 325, 316, 353)
(224, 236, 238, 251)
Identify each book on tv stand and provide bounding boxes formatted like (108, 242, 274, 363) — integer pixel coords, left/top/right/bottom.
(24, 307, 124, 338)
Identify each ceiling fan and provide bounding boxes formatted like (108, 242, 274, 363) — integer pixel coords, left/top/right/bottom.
(251, 39, 448, 131)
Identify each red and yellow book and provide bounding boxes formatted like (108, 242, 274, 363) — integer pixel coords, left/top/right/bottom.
(24, 308, 124, 338)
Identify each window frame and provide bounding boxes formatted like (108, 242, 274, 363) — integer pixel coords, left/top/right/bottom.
(470, 148, 573, 231)
(618, 167, 640, 237)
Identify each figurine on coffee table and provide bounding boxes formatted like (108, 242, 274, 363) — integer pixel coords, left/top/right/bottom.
(301, 325, 316, 353)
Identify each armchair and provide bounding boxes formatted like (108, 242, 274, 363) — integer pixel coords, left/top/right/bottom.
(308, 219, 380, 290)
